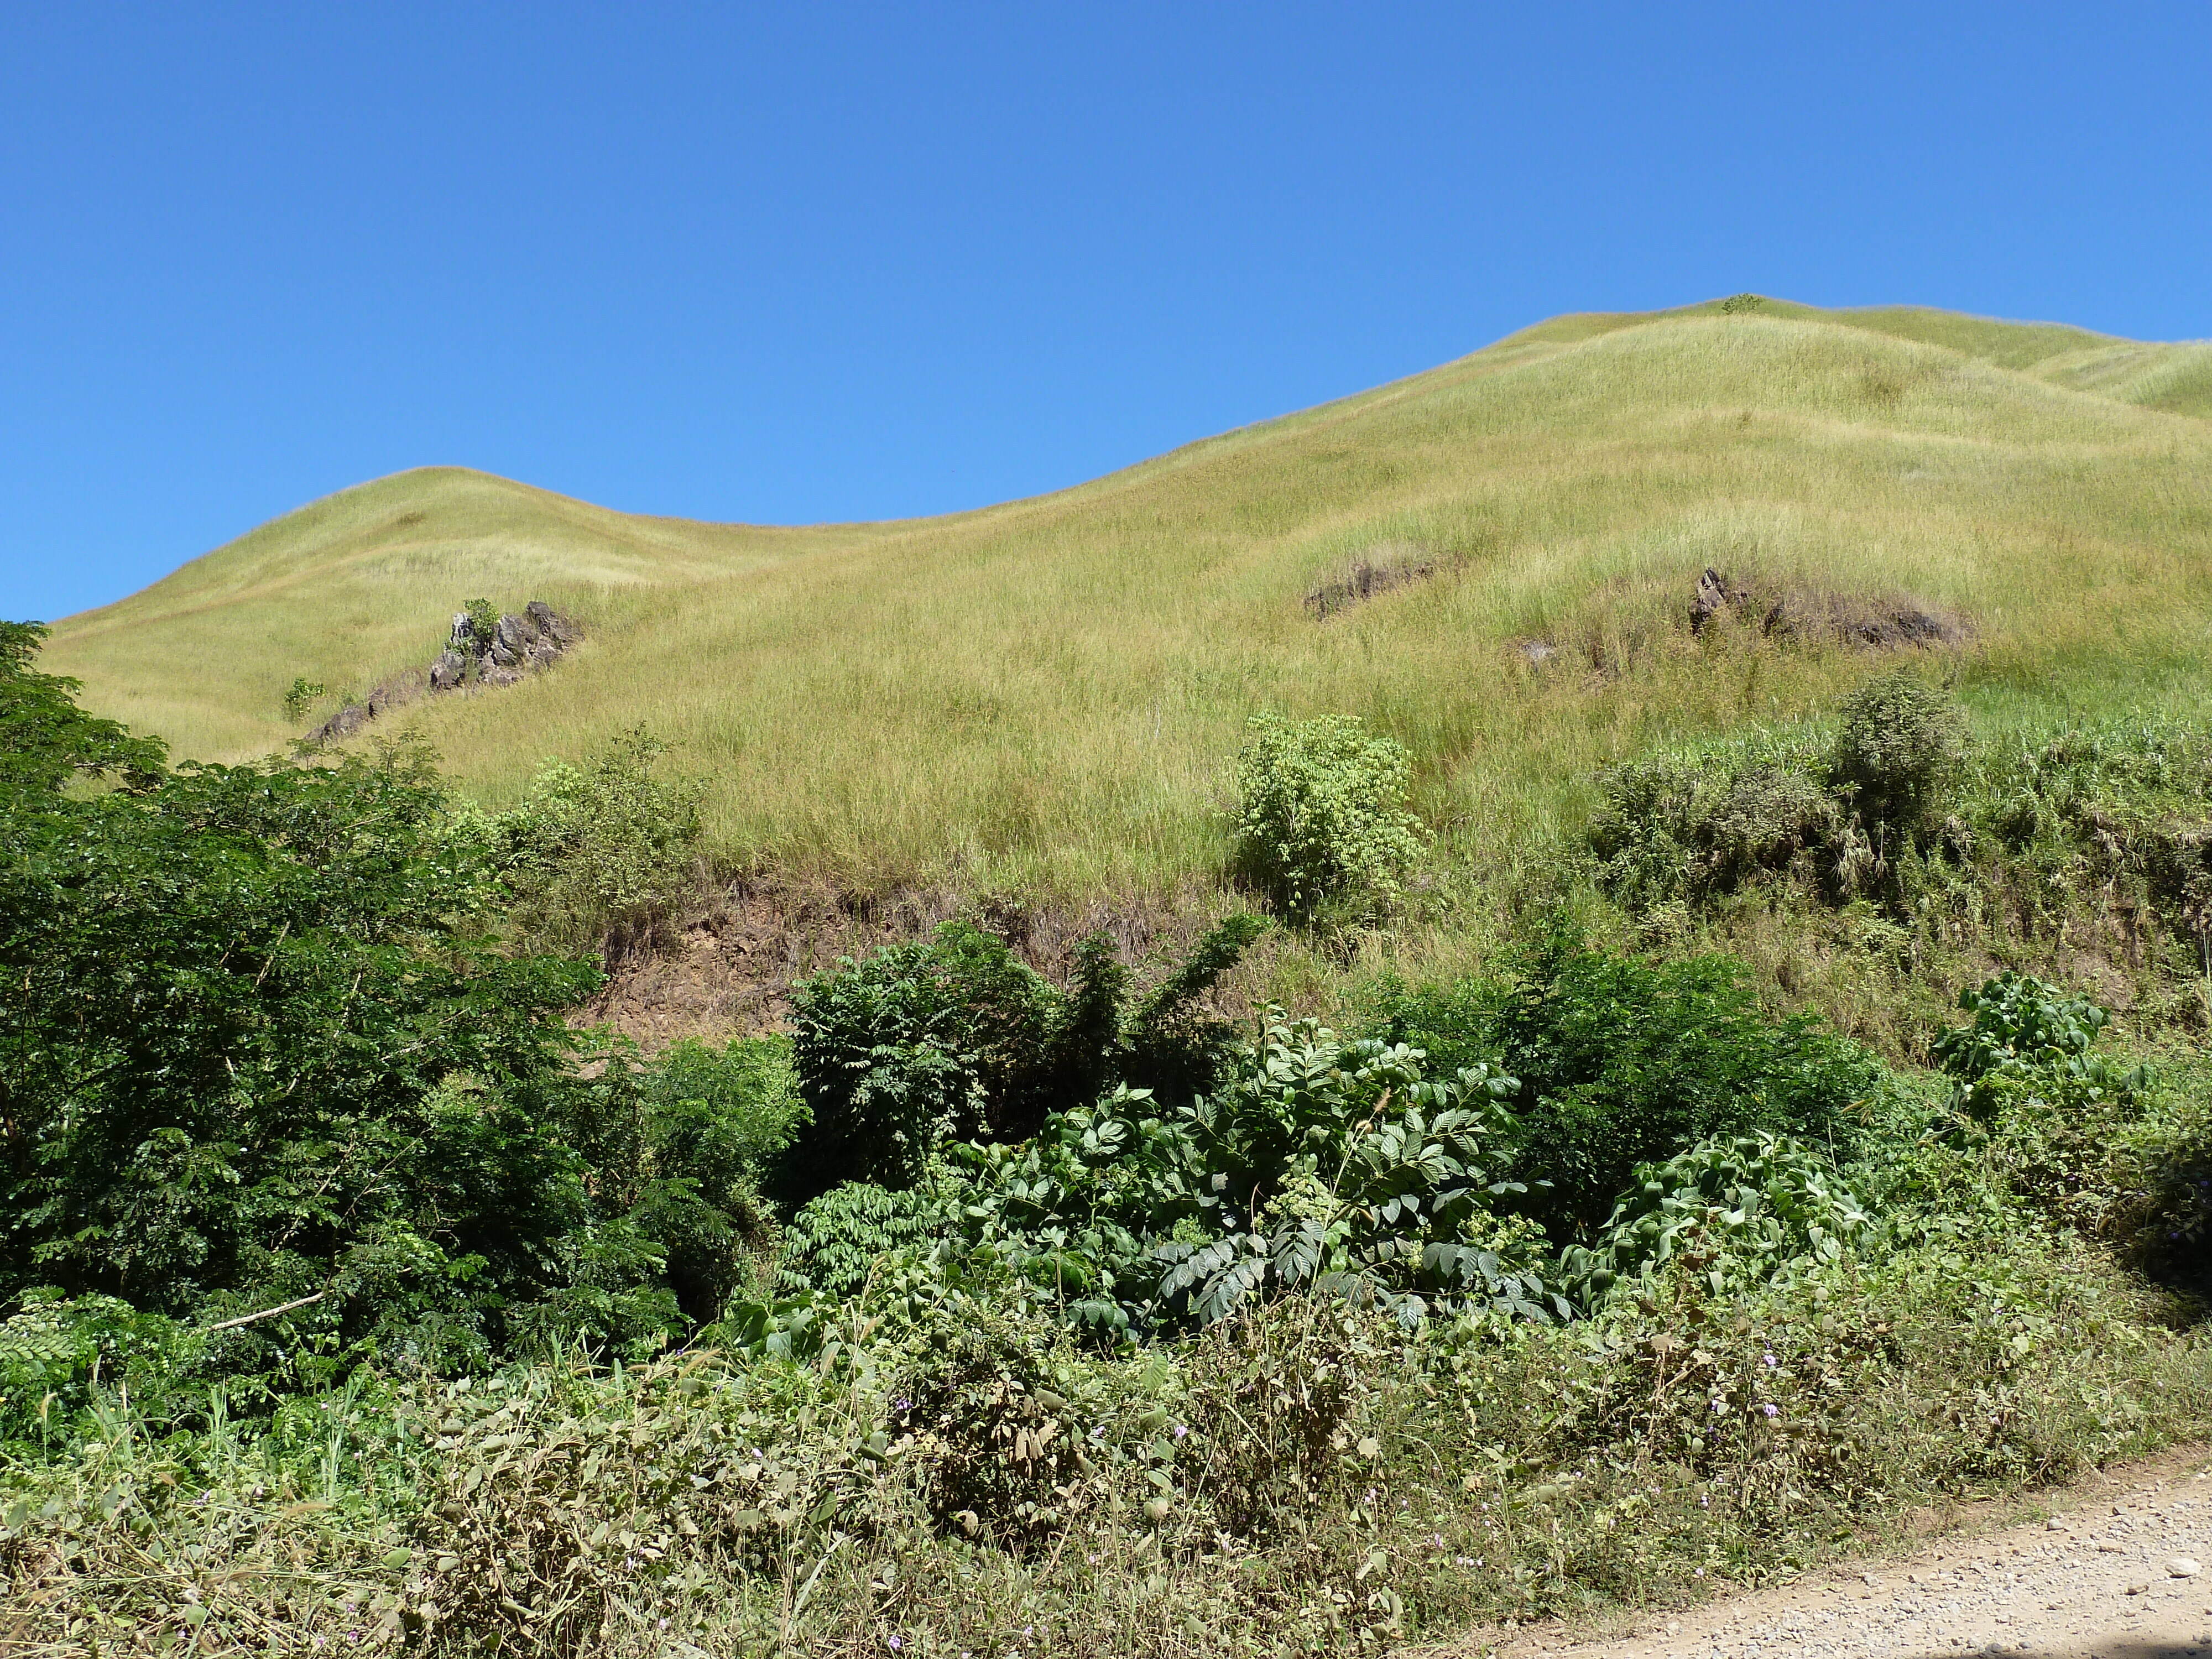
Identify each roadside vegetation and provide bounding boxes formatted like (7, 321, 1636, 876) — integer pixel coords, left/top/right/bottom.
(4, 624, 2210, 1656)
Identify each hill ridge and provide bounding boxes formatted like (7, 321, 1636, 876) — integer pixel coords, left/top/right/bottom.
(41, 296, 2212, 904)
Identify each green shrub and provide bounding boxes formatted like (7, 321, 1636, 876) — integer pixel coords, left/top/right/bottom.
(1590, 672, 1974, 917)
(935, 1012, 1559, 1338)
(1378, 931, 1880, 1243)
(494, 727, 703, 951)
(641, 1040, 805, 1186)
(1234, 711, 1423, 918)
(1562, 1131, 1870, 1308)
(0, 1293, 204, 1449)
(776, 1181, 950, 1300)
(1591, 732, 1835, 906)
(780, 917, 1266, 1201)
(1931, 970, 2146, 1118)
(1, 642, 635, 1376)
(632, 1037, 803, 1323)
(1830, 670, 1968, 834)
(280, 676, 326, 718)
(781, 926, 1017, 1198)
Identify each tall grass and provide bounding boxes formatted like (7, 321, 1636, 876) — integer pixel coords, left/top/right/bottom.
(44, 302, 2212, 906)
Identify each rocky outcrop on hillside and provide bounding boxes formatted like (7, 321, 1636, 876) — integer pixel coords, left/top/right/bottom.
(307, 601, 578, 745)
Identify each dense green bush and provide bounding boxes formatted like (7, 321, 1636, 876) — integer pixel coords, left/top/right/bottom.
(774, 1181, 948, 1300)
(781, 916, 1264, 1201)
(630, 1036, 803, 1324)
(820, 1014, 1566, 1339)
(1591, 732, 1836, 907)
(1930, 969, 2146, 1118)
(1562, 1131, 1870, 1308)
(1378, 931, 1880, 1241)
(1832, 669, 1969, 836)
(0, 632, 806, 1392)
(1235, 712, 1423, 918)
(491, 726, 703, 952)
(1590, 672, 1974, 914)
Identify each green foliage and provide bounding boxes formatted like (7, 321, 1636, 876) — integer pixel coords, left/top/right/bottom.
(1562, 1131, 1870, 1307)
(782, 926, 1013, 1198)
(1379, 930, 1880, 1241)
(462, 597, 498, 643)
(0, 619, 167, 796)
(0, 1292, 202, 1448)
(1930, 971, 2146, 1119)
(1830, 669, 1969, 834)
(630, 1036, 802, 1324)
(281, 676, 327, 718)
(774, 1181, 948, 1301)
(1234, 712, 1423, 918)
(493, 727, 703, 951)
(781, 916, 1265, 1201)
(937, 1013, 1559, 1337)
(0, 638, 801, 1390)
(2, 711, 607, 1369)
(1591, 732, 1835, 906)
(1592, 671, 1973, 916)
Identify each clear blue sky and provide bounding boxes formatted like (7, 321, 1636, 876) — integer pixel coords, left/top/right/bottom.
(4, 2, 2208, 621)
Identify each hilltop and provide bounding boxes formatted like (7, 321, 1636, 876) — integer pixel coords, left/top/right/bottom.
(44, 297, 2212, 905)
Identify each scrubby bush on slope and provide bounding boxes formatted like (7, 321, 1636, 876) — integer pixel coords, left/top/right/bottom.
(1235, 711, 1423, 919)
(1591, 677, 2212, 1026)
(1832, 669, 1970, 838)
(488, 726, 705, 952)
(781, 916, 1265, 1202)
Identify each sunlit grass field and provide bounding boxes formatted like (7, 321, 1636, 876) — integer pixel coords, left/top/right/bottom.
(44, 297, 2212, 902)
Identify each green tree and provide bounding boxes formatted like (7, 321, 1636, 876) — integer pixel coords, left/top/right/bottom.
(0, 626, 702, 1379)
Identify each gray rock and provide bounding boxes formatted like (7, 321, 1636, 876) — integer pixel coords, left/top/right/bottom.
(526, 601, 578, 645)
(302, 598, 578, 743)
(310, 703, 372, 745)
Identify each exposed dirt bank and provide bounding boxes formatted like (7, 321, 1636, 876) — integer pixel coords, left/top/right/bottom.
(577, 880, 1246, 1048)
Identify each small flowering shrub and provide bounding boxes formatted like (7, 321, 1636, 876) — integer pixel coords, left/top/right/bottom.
(1234, 712, 1425, 919)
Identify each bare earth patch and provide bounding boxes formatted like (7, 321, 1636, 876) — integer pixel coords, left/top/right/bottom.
(1413, 1448, 2212, 1659)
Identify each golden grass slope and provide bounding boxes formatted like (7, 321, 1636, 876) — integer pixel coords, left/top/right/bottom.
(44, 297, 2212, 900)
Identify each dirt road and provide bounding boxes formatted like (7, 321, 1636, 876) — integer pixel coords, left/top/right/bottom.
(1418, 1451, 2212, 1659)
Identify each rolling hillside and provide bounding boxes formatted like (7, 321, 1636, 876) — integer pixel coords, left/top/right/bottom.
(43, 296, 2212, 901)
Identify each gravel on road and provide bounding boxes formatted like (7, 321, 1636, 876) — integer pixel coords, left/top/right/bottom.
(1415, 1453, 2212, 1659)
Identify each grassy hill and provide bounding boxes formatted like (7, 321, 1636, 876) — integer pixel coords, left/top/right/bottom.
(44, 296, 2212, 903)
